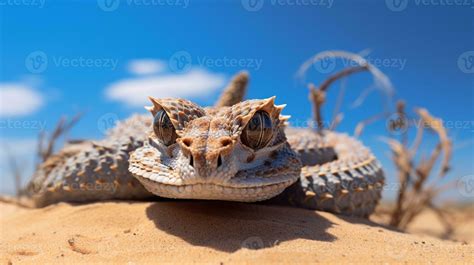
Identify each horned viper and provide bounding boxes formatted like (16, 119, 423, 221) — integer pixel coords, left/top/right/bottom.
(22, 72, 384, 217)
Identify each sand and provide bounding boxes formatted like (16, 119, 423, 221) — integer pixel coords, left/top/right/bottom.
(1, 201, 472, 264)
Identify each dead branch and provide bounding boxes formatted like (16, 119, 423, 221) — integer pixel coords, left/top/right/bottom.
(354, 111, 390, 137)
(308, 83, 325, 131)
(428, 203, 455, 239)
(387, 105, 454, 232)
(39, 113, 82, 163)
(351, 84, 375, 108)
(330, 75, 347, 128)
(414, 143, 442, 192)
(319, 65, 369, 93)
(309, 65, 369, 131)
(329, 113, 344, 131)
(297, 50, 396, 133)
(396, 101, 408, 145)
(385, 138, 413, 226)
(416, 108, 452, 177)
(296, 50, 395, 98)
(410, 117, 424, 156)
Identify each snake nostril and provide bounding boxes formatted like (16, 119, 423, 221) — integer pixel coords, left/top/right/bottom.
(217, 155, 223, 168)
(220, 137, 232, 148)
(189, 155, 194, 168)
(182, 138, 193, 148)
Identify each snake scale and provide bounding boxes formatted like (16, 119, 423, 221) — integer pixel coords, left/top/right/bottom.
(20, 72, 384, 217)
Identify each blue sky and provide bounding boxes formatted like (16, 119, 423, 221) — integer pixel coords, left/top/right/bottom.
(0, 0, 473, 201)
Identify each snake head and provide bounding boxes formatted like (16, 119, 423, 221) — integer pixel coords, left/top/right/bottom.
(129, 97, 301, 202)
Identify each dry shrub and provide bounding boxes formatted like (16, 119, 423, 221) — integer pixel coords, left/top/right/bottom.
(385, 102, 453, 232)
(298, 50, 454, 234)
(7, 114, 82, 197)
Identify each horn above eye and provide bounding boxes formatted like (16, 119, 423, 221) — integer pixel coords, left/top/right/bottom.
(241, 111, 273, 150)
(153, 110, 178, 146)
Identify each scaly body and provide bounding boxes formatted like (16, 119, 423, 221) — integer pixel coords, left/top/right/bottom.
(21, 73, 384, 217)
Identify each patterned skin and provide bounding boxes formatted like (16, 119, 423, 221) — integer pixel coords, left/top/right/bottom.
(19, 72, 384, 217)
(130, 97, 301, 202)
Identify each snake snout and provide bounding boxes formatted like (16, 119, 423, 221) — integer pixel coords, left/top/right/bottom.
(179, 136, 235, 179)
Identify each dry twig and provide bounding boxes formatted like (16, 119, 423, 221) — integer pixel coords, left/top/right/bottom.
(309, 65, 369, 131)
(38, 113, 82, 163)
(387, 106, 454, 231)
(297, 50, 394, 132)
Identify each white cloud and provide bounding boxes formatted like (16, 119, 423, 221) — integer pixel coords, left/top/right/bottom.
(105, 69, 226, 107)
(127, 59, 167, 75)
(0, 84, 44, 117)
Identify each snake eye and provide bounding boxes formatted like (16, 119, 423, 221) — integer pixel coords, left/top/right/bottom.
(153, 110, 177, 146)
(241, 111, 273, 150)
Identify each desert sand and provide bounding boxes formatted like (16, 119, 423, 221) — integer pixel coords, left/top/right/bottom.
(1, 201, 472, 264)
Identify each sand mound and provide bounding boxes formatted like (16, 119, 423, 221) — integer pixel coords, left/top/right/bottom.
(1, 201, 471, 264)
